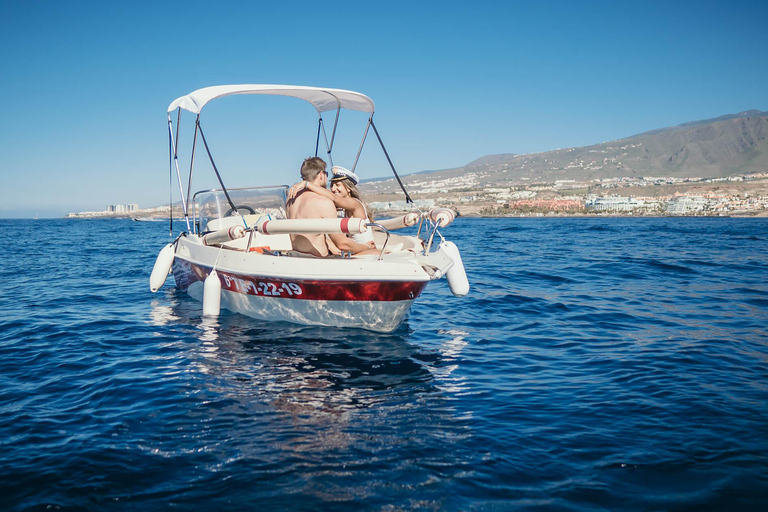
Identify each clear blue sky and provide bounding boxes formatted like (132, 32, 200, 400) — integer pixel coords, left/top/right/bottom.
(1, 0, 766, 217)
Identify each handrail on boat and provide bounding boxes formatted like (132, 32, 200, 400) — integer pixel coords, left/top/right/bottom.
(365, 223, 390, 261)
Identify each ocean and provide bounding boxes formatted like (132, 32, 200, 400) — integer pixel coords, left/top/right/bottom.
(1, 217, 767, 511)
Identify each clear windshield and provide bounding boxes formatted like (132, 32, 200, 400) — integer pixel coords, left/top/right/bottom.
(192, 186, 288, 233)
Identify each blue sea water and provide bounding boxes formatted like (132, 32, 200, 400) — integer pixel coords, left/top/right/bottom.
(1, 217, 767, 511)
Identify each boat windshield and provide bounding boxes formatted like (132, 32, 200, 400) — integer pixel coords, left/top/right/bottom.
(192, 186, 288, 233)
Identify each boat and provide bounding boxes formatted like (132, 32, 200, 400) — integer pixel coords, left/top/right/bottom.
(149, 84, 468, 332)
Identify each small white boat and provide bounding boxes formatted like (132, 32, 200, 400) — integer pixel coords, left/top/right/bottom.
(150, 84, 468, 332)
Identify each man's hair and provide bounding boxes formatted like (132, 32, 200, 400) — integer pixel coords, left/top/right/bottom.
(300, 157, 327, 181)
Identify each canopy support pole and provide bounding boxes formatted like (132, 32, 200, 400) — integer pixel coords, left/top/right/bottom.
(174, 108, 181, 160)
(184, 116, 200, 230)
(351, 117, 372, 173)
(370, 119, 413, 203)
(314, 117, 322, 157)
(168, 111, 192, 233)
(197, 120, 238, 214)
(172, 108, 182, 235)
(328, 106, 340, 154)
(168, 120, 174, 237)
(318, 113, 333, 167)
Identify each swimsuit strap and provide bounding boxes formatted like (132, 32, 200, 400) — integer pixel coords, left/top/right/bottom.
(346, 198, 369, 221)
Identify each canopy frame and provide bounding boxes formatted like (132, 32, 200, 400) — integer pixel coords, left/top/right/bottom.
(166, 85, 413, 235)
(167, 84, 376, 115)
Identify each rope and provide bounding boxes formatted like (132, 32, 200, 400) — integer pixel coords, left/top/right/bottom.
(371, 119, 413, 203)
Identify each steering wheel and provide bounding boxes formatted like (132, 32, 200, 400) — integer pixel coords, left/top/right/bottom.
(225, 205, 256, 217)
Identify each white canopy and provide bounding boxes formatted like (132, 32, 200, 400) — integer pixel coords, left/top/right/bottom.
(167, 84, 375, 115)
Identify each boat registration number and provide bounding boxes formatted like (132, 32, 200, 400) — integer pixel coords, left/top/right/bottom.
(220, 274, 303, 296)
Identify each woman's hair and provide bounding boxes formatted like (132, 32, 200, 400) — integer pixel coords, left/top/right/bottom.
(338, 178, 374, 222)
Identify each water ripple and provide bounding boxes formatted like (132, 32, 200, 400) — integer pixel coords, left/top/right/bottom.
(1, 218, 768, 510)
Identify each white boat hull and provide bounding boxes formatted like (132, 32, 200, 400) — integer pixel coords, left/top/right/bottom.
(186, 280, 415, 331)
(170, 235, 450, 332)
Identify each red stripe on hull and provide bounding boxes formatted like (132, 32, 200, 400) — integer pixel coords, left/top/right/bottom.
(172, 259, 427, 302)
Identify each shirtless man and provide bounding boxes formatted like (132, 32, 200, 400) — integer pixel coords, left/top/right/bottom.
(286, 157, 374, 257)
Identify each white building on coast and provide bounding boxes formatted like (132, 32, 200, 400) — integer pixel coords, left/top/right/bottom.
(585, 195, 647, 212)
(107, 204, 138, 213)
(666, 196, 708, 214)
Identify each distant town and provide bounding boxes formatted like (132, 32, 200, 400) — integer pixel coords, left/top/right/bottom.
(363, 171, 768, 217)
(65, 203, 170, 219)
(60, 109, 768, 220)
(64, 170, 768, 220)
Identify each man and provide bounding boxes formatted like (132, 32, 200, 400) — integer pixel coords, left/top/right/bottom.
(286, 157, 373, 257)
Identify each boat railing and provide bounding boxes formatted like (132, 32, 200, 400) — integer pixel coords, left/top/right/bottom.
(365, 223, 390, 260)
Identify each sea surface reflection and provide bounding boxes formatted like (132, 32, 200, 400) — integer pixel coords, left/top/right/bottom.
(145, 295, 475, 505)
(2, 217, 768, 510)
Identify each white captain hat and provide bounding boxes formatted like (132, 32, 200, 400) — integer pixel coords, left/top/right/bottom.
(330, 166, 359, 185)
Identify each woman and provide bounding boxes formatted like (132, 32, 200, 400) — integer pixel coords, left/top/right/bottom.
(300, 166, 376, 248)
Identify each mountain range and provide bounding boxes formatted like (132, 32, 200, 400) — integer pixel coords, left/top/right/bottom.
(365, 110, 768, 191)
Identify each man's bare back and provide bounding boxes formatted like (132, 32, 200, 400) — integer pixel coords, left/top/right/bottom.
(286, 185, 338, 257)
(286, 157, 375, 257)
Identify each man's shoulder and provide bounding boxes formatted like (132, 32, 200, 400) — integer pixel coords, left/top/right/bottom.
(291, 192, 335, 218)
(305, 194, 336, 215)
(305, 192, 333, 204)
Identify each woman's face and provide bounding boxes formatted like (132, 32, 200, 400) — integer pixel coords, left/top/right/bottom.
(331, 181, 349, 198)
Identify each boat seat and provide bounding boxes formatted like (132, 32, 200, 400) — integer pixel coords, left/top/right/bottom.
(373, 232, 422, 252)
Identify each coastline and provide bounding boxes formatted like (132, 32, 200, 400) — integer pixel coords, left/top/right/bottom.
(55, 210, 768, 220)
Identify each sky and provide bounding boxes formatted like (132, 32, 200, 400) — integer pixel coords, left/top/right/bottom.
(1, 0, 766, 218)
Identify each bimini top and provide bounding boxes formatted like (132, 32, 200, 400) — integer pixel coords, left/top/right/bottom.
(167, 84, 375, 115)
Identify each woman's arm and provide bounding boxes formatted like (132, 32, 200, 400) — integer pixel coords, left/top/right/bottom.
(304, 182, 365, 217)
(303, 181, 336, 202)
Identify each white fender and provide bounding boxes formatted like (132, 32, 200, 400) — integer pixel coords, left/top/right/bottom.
(440, 241, 469, 297)
(149, 243, 175, 292)
(377, 212, 419, 230)
(203, 270, 221, 317)
(429, 207, 456, 228)
(203, 225, 245, 246)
